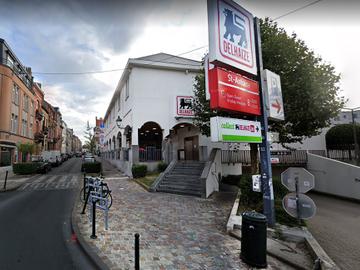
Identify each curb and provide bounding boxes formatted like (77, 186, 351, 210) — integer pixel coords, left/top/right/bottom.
(0, 174, 40, 193)
(71, 189, 111, 270)
(226, 191, 339, 270)
(133, 179, 150, 191)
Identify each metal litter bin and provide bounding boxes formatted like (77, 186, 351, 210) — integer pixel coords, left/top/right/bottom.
(240, 211, 267, 268)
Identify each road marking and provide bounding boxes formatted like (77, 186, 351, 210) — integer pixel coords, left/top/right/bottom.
(19, 175, 80, 191)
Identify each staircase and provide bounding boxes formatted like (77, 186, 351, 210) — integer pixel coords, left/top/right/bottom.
(156, 161, 205, 197)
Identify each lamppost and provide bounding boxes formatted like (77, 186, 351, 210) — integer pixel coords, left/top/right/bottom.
(343, 107, 360, 164)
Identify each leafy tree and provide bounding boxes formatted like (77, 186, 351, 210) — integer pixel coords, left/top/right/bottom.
(17, 142, 35, 162)
(193, 18, 344, 172)
(325, 124, 360, 149)
(83, 121, 96, 154)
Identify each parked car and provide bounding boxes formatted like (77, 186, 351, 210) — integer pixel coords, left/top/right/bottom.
(31, 155, 51, 174)
(81, 153, 95, 172)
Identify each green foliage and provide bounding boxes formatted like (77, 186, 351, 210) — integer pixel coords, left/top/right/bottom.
(157, 162, 168, 172)
(13, 162, 39, 175)
(192, 19, 345, 145)
(132, 164, 147, 178)
(326, 124, 360, 149)
(83, 121, 96, 154)
(17, 142, 35, 162)
(223, 174, 303, 226)
(82, 162, 102, 173)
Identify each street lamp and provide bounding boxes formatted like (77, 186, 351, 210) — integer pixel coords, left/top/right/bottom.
(343, 107, 360, 164)
(116, 116, 123, 129)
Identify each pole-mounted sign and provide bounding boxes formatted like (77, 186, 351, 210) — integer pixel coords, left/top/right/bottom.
(207, 0, 257, 75)
(263, 70, 285, 121)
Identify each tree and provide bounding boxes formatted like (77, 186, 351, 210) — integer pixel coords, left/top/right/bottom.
(326, 124, 360, 149)
(83, 121, 96, 154)
(193, 18, 344, 173)
(17, 142, 35, 162)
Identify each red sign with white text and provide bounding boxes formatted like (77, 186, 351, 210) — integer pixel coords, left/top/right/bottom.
(209, 67, 261, 115)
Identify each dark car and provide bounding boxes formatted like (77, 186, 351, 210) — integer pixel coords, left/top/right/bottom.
(36, 161, 52, 174)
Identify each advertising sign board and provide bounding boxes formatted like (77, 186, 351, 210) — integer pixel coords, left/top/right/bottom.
(204, 54, 214, 100)
(263, 69, 284, 121)
(207, 0, 257, 75)
(176, 96, 194, 117)
(210, 116, 262, 143)
(209, 66, 261, 115)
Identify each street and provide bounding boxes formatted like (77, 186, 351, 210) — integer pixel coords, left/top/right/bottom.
(308, 192, 360, 269)
(0, 158, 94, 270)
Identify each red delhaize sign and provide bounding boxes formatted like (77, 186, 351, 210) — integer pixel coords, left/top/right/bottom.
(209, 67, 261, 115)
(208, 0, 257, 75)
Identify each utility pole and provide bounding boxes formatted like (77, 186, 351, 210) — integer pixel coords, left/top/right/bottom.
(350, 108, 360, 164)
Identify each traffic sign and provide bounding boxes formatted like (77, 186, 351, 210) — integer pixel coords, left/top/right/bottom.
(263, 70, 284, 121)
(281, 167, 315, 193)
(282, 193, 316, 220)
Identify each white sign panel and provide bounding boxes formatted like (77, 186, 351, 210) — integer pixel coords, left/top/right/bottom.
(252, 174, 261, 192)
(281, 167, 315, 193)
(176, 96, 194, 117)
(263, 69, 285, 121)
(210, 116, 262, 143)
(208, 0, 257, 75)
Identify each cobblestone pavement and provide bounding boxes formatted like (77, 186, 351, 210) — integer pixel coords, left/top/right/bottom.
(76, 170, 290, 270)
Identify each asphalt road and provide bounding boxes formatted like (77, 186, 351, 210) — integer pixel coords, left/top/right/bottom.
(0, 158, 95, 270)
(308, 192, 360, 269)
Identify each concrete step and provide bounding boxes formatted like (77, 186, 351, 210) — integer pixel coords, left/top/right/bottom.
(164, 175, 200, 181)
(159, 181, 202, 189)
(157, 186, 203, 197)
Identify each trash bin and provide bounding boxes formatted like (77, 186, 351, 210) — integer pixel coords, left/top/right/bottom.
(240, 211, 267, 268)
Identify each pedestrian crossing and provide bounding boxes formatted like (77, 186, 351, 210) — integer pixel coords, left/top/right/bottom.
(18, 175, 79, 191)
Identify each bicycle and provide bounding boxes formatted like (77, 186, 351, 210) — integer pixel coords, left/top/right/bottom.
(80, 177, 113, 209)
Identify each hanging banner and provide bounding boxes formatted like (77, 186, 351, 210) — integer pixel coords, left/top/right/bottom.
(210, 116, 262, 143)
(209, 66, 261, 115)
(207, 0, 257, 75)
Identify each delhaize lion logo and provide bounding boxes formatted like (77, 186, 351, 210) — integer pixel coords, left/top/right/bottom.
(223, 8, 247, 48)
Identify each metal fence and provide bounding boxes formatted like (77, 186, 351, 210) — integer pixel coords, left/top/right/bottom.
(139, 147, 162, 162)
(327, 149, 355, 160)
(221, 149, 326, 165)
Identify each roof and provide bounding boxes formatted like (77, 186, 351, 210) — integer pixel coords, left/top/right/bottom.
(104, 53, 202, 119)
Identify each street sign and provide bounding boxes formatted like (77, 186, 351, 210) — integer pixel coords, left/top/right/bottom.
(210, 116, 262, 143)
(263, 70, 284, 121)
(209, 66, 261, 115)
(204, 54, 214, 100)
(207, 0, 257, 75)
(282, 193, 316, 220)
(281, 167, 315, 193)
(252, 175, 261, 192)
(270, 157, 280, 164)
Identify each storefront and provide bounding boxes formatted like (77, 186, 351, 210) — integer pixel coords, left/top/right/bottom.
(0, 141, 16, 167)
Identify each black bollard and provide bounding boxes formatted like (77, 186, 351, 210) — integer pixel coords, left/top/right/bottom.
(90, 200, 97, 239)
(135, 233, 140, 270)
(3, 171, 8, 190)
(81, 186, 92, 214)
(83, 173, 86, 201)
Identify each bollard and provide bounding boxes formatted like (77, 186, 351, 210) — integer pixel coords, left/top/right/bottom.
(90, 200, 97, 239)
(81, 186, 92, 214)
(83, 173, 86, 201)
(135, 233, 140, 270)
(3, 171, 8, 190)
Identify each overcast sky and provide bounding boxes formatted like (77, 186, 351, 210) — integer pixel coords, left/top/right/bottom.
(1, 0, 359, 142)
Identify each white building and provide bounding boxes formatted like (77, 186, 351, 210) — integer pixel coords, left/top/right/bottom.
(102, 53, 238, 197)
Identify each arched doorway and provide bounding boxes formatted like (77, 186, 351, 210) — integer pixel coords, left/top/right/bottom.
(170, 123, 199, 161)
(138, 122, 163, 161)
(117, 132, 122, 159)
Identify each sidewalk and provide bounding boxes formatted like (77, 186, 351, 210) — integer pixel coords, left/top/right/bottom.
(0, 170, 35, 192)
(75, 160, 292, 269)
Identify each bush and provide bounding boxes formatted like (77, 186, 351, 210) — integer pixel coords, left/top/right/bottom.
(157, 162, 168, 172)
(132, 164, 147, 178)
(13, 162, 40, 175)
(82, 162, 102, 173)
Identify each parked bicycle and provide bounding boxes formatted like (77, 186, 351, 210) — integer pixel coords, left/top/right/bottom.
(80, 176, 113, 209)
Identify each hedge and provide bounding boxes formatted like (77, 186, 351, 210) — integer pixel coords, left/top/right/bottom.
(13, 163, 40, 175)
(82, 162, 102, 173)
(132, 164, 147, 178)
(157, 162, 168, 172)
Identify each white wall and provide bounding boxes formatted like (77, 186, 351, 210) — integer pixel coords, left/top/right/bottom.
(307, 153, 360, 200)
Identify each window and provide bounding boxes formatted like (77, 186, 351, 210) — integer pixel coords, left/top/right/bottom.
(11, 114, 18, 134)
(6, 53, 14, 69)
(22, 119, 28, 137)
(30, 101, 34, 116)
(12, 84, 19, 105)
(29, 123, 33, 138)
(23, 94, 29, 112)
(125, 79, 129, 99)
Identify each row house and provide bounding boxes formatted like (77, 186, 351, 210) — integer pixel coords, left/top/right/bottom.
(0, 38, 79, 168)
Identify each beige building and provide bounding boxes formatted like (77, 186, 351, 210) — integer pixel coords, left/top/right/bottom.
(0, 38, 36, 166)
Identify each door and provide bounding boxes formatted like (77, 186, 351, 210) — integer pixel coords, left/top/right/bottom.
(184, 136, 199, 161)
